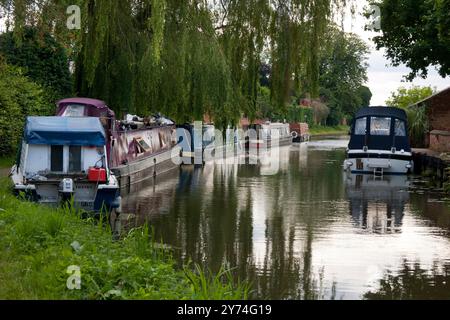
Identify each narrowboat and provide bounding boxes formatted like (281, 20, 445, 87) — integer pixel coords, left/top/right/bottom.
(10, 117, 121, 213)
(56, 98, 181, 191)
(247, 122, 292, 150)
(344, 107, 414, 175)
(177, 123, 240, 164)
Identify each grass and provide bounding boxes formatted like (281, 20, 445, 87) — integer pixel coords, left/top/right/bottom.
(0, 156, 14, 169)
(0, 178, 250, 300)
(309, 125, 349, 136)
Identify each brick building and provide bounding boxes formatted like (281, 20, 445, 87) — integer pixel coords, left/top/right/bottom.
(412, 86, 450, 152)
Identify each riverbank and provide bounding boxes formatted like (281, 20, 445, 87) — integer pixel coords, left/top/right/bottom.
(309, 125, 349, 137)
(0, 157, 13, 177)
(0, 178, 249, 300)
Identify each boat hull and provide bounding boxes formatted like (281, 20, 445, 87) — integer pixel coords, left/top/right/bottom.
(246, 137, 293, 150)
(344, 152, 414, 175)
(112, 146, 181, 193)
(12, 173, 120, 213)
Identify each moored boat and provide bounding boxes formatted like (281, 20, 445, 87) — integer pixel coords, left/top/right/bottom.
(247, 122, 292, 150)
(10, 117, 121, 213)
(344, 107, 414, 175)
(56, 98, 181, 191)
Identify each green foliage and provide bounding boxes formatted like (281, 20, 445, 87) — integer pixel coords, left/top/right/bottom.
(0, 27, 73, 100)
(184, 264, 251, 300)
(386, 85, 434, 148)
(0, 59, 54, 156)
(1, 0, 351, 124)
(406, 105, 429, 148)
(370, 0, 450, 79)
(386, 85, 435, 109)
(0, 178, 249, 300)
(317, 26, 371, 125)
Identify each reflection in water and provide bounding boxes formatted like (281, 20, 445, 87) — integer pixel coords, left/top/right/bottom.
(123, 139, 450, 300)
(345, 175, 409, 234)
(364, 261, 450, 300)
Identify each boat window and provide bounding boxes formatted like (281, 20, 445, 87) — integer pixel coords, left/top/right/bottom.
(51, 146, 64, 172)
(63, 104, 85, 117)
(354, 118, 367, 135)
(69, 146, 82, 172)
(370, 117, 391, 136)
(135, 138, 151, 154)
(395, 119, 406, 137)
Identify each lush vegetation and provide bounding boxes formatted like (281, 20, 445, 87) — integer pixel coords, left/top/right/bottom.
(0, 0, 370, 127)
(0, 58, 55, 155)
(370, 0, 450, 80)
(0, 179, 249, 300)
(0, 27, 73, 101)
(255, 25, 371, 126)
(386, 86, 435, 109)
(386, 85, 435, 148)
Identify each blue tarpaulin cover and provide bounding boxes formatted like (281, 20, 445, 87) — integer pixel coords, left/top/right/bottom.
(25, 117, 106, 146)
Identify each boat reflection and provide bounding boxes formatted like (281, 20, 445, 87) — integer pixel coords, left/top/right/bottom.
(345, 174, 410, 233)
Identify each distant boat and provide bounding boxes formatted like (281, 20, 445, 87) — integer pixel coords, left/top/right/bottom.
(246, 122, 292, 150)
(56, 98, 181, 192)
(10, 117, 121, 213)
(344, 107, 414, 175)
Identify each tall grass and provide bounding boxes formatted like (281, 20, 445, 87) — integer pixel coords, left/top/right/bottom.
(184, 264, 251, 300)
(406, 106, 429, 148)
(0, 178, 250, 300)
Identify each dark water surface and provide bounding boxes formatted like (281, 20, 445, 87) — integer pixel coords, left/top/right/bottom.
(122, 137, 450, 300)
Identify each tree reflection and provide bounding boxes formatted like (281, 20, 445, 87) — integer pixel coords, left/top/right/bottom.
(364, 261, 450, 300)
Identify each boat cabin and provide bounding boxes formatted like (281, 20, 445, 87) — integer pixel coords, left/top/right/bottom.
(345, 107, 413, 175)
(348, 107, 411, 153)
(11, 117, 120, 212)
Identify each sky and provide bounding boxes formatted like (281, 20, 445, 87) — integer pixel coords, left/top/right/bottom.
(341, 1, 449, 105)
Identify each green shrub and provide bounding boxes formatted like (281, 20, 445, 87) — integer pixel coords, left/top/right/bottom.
(0, 59, 54, 156)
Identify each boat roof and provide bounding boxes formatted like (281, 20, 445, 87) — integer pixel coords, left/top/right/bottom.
(25, 117, 106, 147)
(355, 107, 407, 121)
(57, 97, 107, 109)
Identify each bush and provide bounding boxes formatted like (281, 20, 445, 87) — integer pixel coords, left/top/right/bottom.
(0, 27, 72, 99)
(0, 59, 54, 156)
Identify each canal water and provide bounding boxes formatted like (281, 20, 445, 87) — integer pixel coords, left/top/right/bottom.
(122, 137, 450, 300)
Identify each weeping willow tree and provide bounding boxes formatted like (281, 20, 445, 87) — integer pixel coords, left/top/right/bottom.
(211, 0, 351, 118)
(0, 0, 352, 125)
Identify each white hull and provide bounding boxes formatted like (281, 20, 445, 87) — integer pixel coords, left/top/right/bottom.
(343, 150, 414, 175)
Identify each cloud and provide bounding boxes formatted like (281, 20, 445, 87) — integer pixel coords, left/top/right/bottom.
(340, 1, 449, 106)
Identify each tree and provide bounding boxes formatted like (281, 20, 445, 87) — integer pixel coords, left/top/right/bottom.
(0, 27, 72, 100)
(386, 86, 435, 109)
(1, 0, 352, 124)
(317, 26, 371, 125)
(386, 85, 434, 148)
(0, 58, 53, 155)
(369, 0, 450, 79)
(358, 86, 373, 108)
